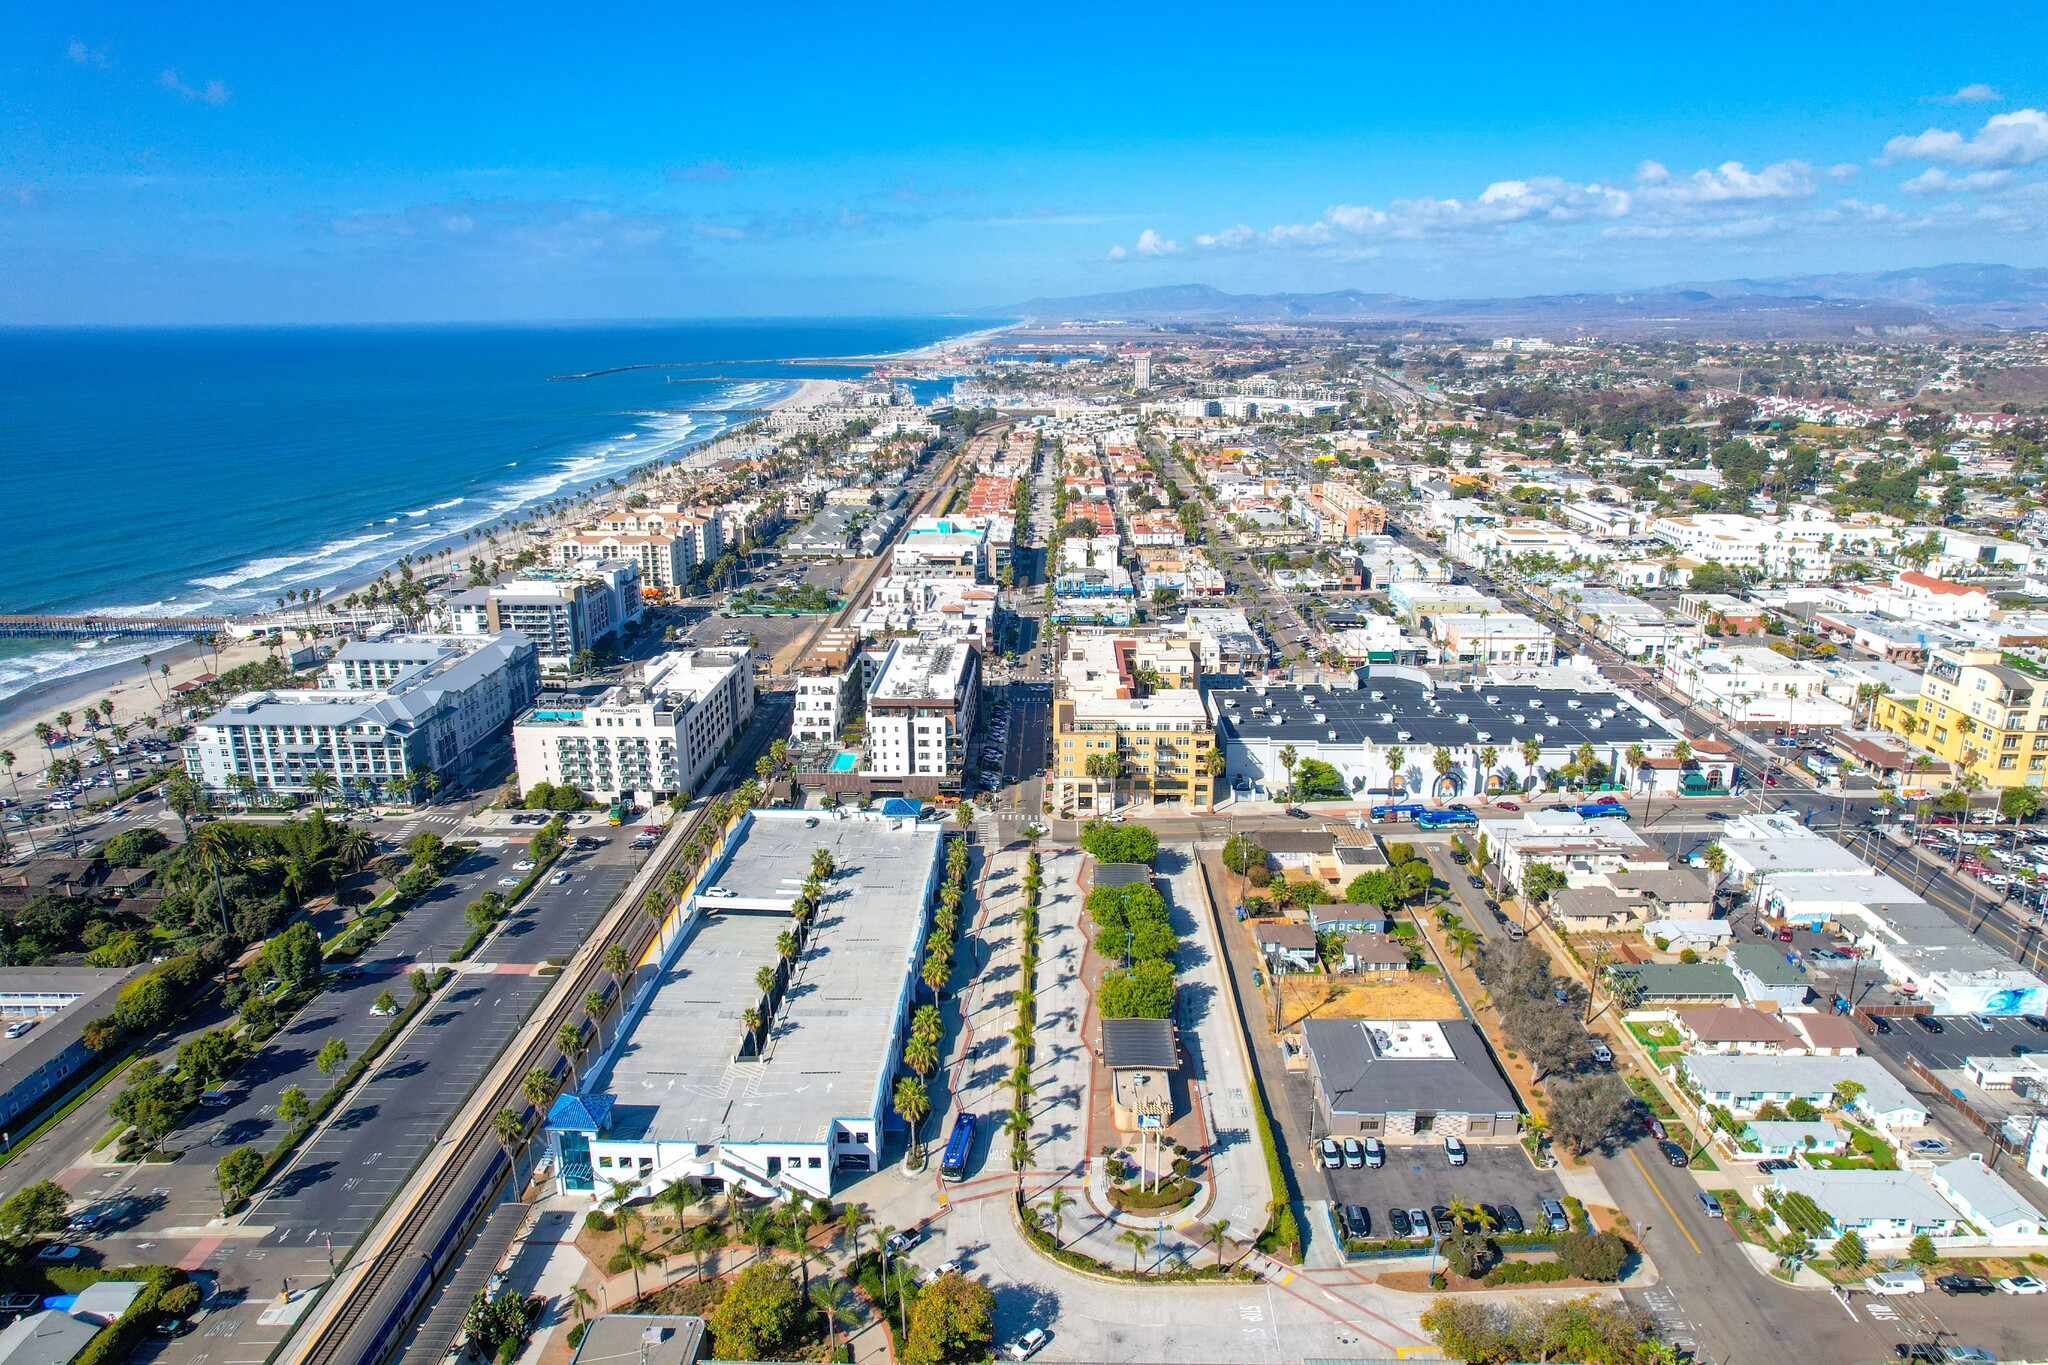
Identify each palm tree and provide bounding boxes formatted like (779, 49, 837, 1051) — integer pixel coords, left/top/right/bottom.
(188, 821, 243, 936)
(1116, 1227, 1155, 1274)
(655, 1176, 701, 1229)
(556, 1020, 587, 1087)
(1385, 744, 1406, 795)
(776, 930, 799, 967)
(741, 1006, 763, 1045)
(1041, 1187, 1075, 1246)
(839, 1201, 871, 1261)
(603, 943, 633, 997)
(1277, 743, 1299, 801)
(1520, 736, 1543, 790)
(1432, 746, 1455, 799)
(1208, 1217, 1232, 1268)
(522, 1067, 559, 1109)
(307, 769, 336, 810)
(811, 1278, 855, 1359)
(893, 1076, 930, 1166)
(492, 1108, 526, 1184)
(583, 989, 611, 1052)
(810, 847, 836, 881)
(1478, 744, 1498, 800)
(904, 1033, 939, 1080)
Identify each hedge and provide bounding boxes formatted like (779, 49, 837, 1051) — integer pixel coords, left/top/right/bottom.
(1242, 1065, 1299, 1255)
(452, 844, 563, 962)
(1482, 1260, 1572, 1287)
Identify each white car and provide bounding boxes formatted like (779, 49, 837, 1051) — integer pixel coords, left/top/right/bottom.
(497, 876, 521, 887)
(550, 870, 571, 885)
(1005, 1329, 1050, 1362)
(513, 859, 537, 871)
(1999, 1276, 2048, 1295)
(701, 886, 736, 899)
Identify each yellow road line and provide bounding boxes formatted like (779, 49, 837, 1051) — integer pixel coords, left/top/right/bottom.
(1629, 1149, 1703, 1256)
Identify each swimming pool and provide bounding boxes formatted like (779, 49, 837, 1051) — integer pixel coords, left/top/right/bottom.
(829, 752, 860, 773)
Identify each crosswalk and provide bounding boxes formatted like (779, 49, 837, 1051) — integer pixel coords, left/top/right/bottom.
(1631, 1286, 1706, 1362)
(392, 810, 462, 839)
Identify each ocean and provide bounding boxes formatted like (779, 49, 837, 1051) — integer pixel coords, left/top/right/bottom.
(0, 319, 975, 704)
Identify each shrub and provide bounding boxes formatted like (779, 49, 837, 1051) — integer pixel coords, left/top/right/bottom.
(584, 1210, 615, 1232)
(1555, 1230, 1629, 1282)
(1482, 1260, 1570, 1287)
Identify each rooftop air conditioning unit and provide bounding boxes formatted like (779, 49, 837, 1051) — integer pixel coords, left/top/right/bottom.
(1476, 731, 1491, 742)
(1567, 699, 1582, 709)
(1456, 713, 1469, 724)
(1328, 729, 1339, 740)
(1397, 730, 1411, 742)
(1485, 695, 1500, 705)
(1512, 714, 1525, 725)
(1589, 718, 1603, 729)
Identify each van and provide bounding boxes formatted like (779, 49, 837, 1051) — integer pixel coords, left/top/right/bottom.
(199, 1088, 237, 1109)
(1539, 1197, 1570, 1233)
(1444, 1135, 1468, 1166)
(1695, 1191, 1722, 1219)
(1867, 1270, 1927, 1296)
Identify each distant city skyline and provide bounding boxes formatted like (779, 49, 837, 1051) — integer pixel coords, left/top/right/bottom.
(3, 2, 2046, 322)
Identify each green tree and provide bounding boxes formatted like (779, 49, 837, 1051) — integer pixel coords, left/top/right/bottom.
(316, 1037, 349, 1075)
(261, 922, 324, 988)
(894, 1076, 931, 1164)
(216, 1145, 265, 1210)
(1097, 959, 1176, 1018)
(1078, 821, 1159, 864)
(1832, 1229, 1867, 1269)
(708, 1262, 805, 1361)
(1521, 861, 1567, 905)
(1906, 1232, 1938, 1268)
(277, 1085, 310, 1125)
(2002, 786, 2041, 823)
(901, 1272, 997, 1365)
(1221, 834, 1267, 875)
(0, 1181, 71, 1241)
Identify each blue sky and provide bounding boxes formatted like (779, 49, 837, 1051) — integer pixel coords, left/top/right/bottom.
(4, 2, 2047, 322)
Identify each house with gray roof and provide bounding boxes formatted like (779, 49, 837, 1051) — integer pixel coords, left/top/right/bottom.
(1930, 1155, 2048, 1241)
(1302, 1017, 1521, 1140)
(1772, 1169, 1962, 1244)
(1729, 942, 1810, 1009)
(1680, 1053, 1928, 1134)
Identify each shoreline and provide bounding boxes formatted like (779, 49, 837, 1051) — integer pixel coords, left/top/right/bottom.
(0, 326, 981, 770)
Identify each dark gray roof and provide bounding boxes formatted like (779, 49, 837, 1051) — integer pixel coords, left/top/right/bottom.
(1101, 1018, 1179, 1071)
(1258, 830, 1338, 855)
(1207, 674, 1670, 750)
(1303, 1019, 1521, 1119)
(1091, 863, 1153, 889)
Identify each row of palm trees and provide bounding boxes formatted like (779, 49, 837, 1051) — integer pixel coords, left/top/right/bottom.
(1005, 850, 1043, 1169)
(893, 836, 970, 1168)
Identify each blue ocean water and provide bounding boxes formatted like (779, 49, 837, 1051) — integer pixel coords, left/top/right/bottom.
(0, 319, 975, 701)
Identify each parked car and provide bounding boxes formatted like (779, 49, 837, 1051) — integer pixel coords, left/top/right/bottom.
(1867, 1270, 1927, 1295)
(1695, 1191, 1722, 1219)
(1539, 1198, 1570, 1233)
(1364, 1136, 1385, 1168)
(1408, 1206, 1430, 1238)
(1660, 1141, 1689, 1168)
(1914, 1015, 1946, 1034)
(1342, 1205, 1371, 1239)
(1444, 1135, 1467, 1166)
(36, 1245, 80, 1262)
(1497, 1205, 1524, 1234)
(496, 876, 521, 887)
(1005, 1329, 1050, 1362)
(1388, 1207, 1412, 1238)
(1590, 1040, 1613, 1065)
(1937, 1274, 1996, 1296)
(1341, 1137, 1365, 1169)
(884, 1230, 918, 1255)
(1998, 1275, 2047, 1295)
(1432, 1206, 1457, 1236)
(701, 886, 736, 899)
(1909, 1138, 1951, 1156)
(1318, 1138, 1342, 1169)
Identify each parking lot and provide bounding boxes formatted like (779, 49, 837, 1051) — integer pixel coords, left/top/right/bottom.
(1319, 1141, 1566, 1238)
(1866, 1009, 2047, 1070)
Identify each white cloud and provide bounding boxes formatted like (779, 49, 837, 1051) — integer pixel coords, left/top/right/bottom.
(1116, 157, 1817, 259)
(65, 39, 110, 68)
(1901, 166, 2014, 195)
(1884, 109, 2048, 167)
(158, 69, 230, 105)
(1937, 83, 2002, 104)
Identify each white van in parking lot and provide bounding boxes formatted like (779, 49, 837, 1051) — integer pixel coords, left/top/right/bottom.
(1868, 1270, 1927, 1295)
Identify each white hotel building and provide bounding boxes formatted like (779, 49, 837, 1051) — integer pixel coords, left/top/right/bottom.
(512, 648, 754, 805)
(185, 634, 539, 800)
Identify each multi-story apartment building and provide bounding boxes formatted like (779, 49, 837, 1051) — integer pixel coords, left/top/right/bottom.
(1430, 612, 1557, 669)
(512, 647, 754, 805)
(1307, 482, 1388, 541)
(185, 633, 539, 800)
(791, 628, 864, 745)
(1051, 634, 1217, 813)
(448, 560, 643, 670)
(592, 503, 725, 566)
(553, 528, 699, 595)
(1875, 646, 2048, 789)
(890, 517, 986, 581)
(863, 639, 980, 786)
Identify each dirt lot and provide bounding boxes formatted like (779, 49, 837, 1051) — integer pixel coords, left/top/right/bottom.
(1279, 973, 1462, 1030)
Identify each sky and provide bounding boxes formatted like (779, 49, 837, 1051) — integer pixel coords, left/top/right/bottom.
(4, 2, 2048, 322)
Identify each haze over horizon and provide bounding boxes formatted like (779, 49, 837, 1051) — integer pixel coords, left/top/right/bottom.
(5, 2, 2048, 323)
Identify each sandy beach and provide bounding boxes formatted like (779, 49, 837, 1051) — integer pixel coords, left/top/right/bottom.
(0, 368, 877, 777)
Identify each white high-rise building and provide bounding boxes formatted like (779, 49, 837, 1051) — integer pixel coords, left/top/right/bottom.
(512, 648, 755, 804)
(1133, 351, 1153, 390)
(184, 634, 539, 801)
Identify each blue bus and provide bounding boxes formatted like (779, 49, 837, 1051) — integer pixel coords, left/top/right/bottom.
(1370, 803, 1430, 823)
(939, 1112, 977, 1182)
(1573, 802, 1630, 820)
(1415, 808, 1479, 829)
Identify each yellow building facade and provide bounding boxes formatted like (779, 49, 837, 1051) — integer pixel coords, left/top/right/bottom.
(1874, 647, 2048, 789)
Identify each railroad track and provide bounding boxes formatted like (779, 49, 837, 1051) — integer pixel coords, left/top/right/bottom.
(293, 706, 785, 1365)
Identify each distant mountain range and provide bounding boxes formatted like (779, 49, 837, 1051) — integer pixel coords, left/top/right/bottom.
(989, 265, 2048, 337)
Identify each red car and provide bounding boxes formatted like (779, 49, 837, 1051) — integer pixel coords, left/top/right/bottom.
(1595, 795, 1621, 805)
(1495, 800, 1520, 811)
(641, 826, 662, 836)
(1764, 774, 1779, 786)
